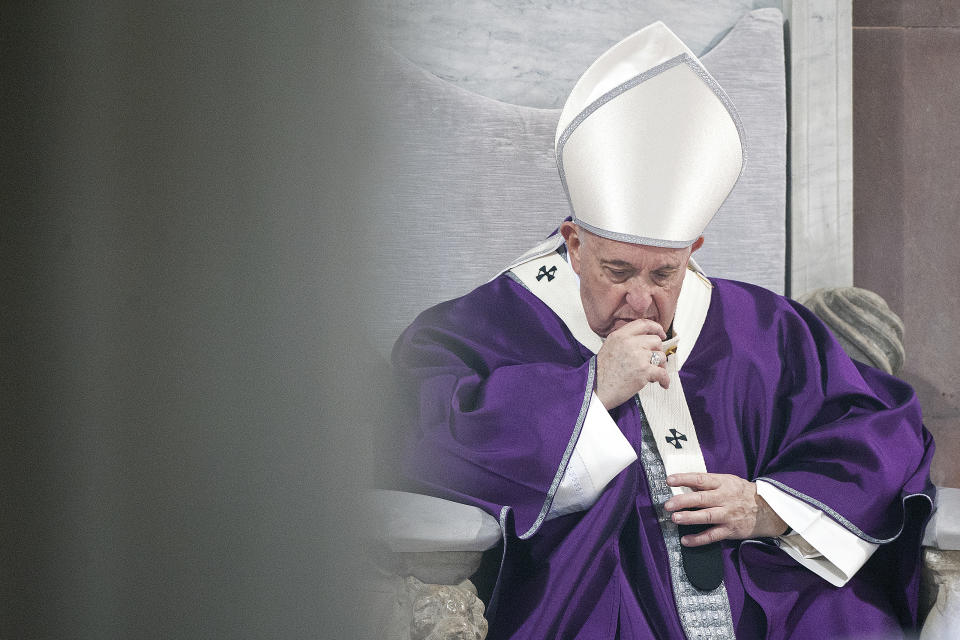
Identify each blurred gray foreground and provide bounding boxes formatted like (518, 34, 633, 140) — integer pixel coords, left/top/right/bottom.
(2, 3, 381, 638)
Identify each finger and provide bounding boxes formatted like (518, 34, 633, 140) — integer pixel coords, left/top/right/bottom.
(671, 507, 726, 526)
(618, 319, 667, 340)
(616, 332, 665, 352)
(680, 525, 730, 547)
(642, 364, 670, 389)
(663, 490, 719, 512)
(602, 330, 663, 356)
(667, 472, 723, 491)
(645, 363, 670, 390)
(628, 337, 666, 356)
(656, 368, 670, 389)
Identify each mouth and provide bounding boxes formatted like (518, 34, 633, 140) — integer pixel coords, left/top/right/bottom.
(615, 315, 656, 324)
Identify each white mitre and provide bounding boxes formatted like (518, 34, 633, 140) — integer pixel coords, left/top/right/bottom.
(556, 22, 745, 248)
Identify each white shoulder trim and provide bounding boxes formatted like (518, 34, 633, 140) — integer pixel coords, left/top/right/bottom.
(508, 241, 604, 353)
(498, 234, 566, 277)
(672, 260, 712, 371)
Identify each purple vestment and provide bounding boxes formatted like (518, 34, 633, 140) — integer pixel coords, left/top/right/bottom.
(392, 271, 934, 639)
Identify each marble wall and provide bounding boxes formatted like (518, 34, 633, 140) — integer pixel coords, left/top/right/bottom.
(362, 0, 782, 108)
(364, 1, 861, 299)
(852, 1, 960, 487)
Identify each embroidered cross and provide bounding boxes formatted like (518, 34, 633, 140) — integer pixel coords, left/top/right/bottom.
(536, 265, 557, 282)
(665, 429, 687, 449)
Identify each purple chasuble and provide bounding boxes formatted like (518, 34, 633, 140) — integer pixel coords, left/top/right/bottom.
(392, 271, 934, 640)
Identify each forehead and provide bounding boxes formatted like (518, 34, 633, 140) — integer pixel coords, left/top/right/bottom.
(583, 232, 689, 269)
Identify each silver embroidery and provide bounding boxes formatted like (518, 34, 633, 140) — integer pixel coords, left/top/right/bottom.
(571, 215, 699, 249)
(756, 476, 934, 545)
(637, 399, 736, 639)
(518, 356, 597, 539)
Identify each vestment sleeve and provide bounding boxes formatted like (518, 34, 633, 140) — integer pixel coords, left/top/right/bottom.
(757, 479, 877, 586)
(549, 392, 637, 519)
(393, 276, 609, 538)
(697, 284, 935, 552)
(752, 299, 934, 543)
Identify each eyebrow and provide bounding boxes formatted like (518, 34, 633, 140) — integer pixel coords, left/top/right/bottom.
(599, 259, 635, 268)
(599, 259, 682, 271)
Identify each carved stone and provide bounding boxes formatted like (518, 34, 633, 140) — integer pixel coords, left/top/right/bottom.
(408, 578, 488, 640)
(920, 549, 960, 639)
(796, 286, 906, 375)
(360, 490, 496, 638)
(361, 545, 489, 640)
(360, 562, 488, 640)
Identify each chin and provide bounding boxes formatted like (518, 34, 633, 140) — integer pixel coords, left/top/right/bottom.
(590, 322, 613, 337)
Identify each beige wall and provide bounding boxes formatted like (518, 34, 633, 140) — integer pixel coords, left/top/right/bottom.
(853, 1, 960, 486)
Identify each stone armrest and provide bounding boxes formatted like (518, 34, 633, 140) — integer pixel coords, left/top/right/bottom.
(359, 490, 501, 640)
(362, 490, 501, 584)
(920, 486, 960, 638)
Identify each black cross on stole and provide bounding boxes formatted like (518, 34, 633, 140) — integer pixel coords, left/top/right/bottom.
(665, 428, 687, 449)
(536, 265, 557, 282)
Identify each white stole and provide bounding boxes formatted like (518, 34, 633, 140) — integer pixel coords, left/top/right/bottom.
(507, 241, 713, 496)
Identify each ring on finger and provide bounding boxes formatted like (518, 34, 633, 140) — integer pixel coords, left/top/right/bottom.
(649, 352, 664, 366)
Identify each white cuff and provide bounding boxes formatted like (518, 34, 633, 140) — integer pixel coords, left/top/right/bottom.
(756, 480, 878, 587)
(549, 392, 637, 519)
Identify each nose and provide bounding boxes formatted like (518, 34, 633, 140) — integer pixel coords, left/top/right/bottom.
(624, 279, 653, 314)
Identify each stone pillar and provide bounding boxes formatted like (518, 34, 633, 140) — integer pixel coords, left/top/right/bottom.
(782, 0, 855, 296)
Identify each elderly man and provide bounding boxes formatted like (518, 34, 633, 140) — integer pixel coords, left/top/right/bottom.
(392, 22, 934, 640)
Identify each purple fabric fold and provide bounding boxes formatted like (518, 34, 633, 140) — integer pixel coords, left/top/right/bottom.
(393, 273, 934, 639)
(394, 275, 597, 537)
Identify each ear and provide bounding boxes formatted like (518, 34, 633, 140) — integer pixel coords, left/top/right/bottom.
(690, 236, 705, 253)
(560, 221, 582, 274)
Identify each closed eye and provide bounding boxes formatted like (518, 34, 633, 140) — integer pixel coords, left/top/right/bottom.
(605, 268, 630, 281)
(653, 269, 679, 283)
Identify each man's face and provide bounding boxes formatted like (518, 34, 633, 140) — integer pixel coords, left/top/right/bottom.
(561, 222, 702, 337)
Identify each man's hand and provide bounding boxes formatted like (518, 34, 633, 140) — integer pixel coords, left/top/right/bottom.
(663, 473, 788, 546)
(595, 319, 669, 409)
